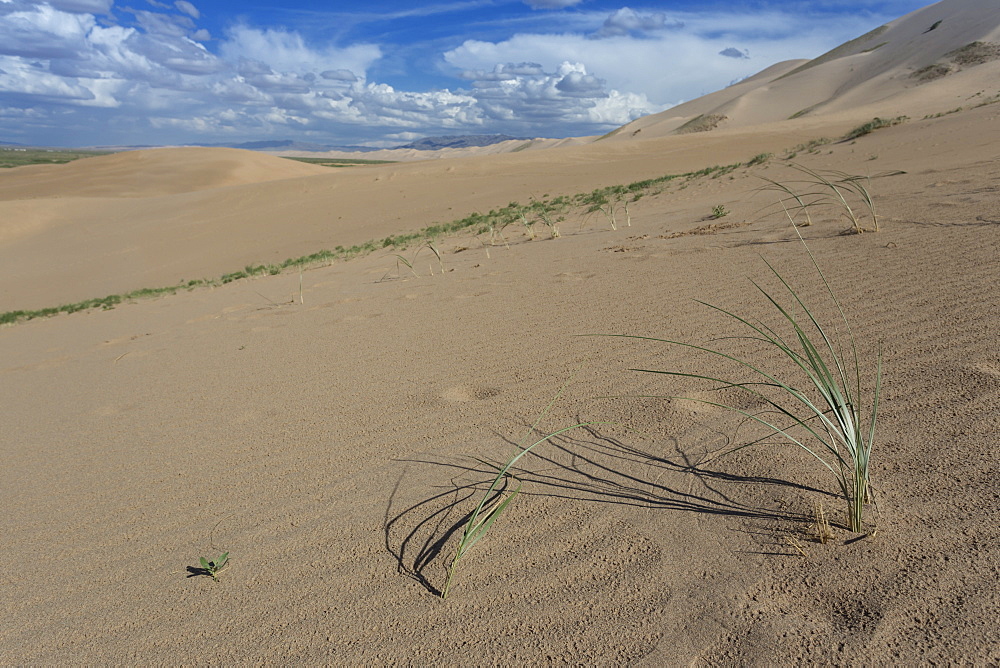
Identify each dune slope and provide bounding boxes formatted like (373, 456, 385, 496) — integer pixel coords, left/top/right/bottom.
(1, 104, 998, 662)
(1, 0, 999, 662)
(611, 0, 1000, 137)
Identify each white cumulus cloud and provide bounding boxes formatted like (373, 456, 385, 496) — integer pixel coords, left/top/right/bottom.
(445, 8, 887, 111)
(592, 7, 682, 39)
(174, 1, 199, 19)
(219, 25, 381, 83)
(0, 0, 916, 146)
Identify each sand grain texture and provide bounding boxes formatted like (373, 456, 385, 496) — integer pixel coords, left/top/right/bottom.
(2, 0, 999, 663)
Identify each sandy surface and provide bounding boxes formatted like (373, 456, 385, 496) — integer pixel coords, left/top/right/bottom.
(2, 0, 999, 663)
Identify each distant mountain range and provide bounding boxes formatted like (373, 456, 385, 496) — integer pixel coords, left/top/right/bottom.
(211, 135, 530, 152)
(394, 134, 530, 150)
(200, 139, 378, 153)
(2, 134, 532, 153)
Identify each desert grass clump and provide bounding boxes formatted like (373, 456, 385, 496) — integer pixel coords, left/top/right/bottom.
(677, 113, 727, 134)
(580, 189, 620, 230)
(381, 244, 445, 281)
(617, 237, 881, 533)
(529, 196, 567, 238)
(757, 164, 902, 233)
(783, 137, 832, 159)
(577, 184, 644, 230)
(842, 116, 908, 141)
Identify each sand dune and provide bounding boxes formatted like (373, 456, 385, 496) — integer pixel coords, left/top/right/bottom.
(1, 0, 999, 663)
(0, 123, 839, 312)
(273, 134, 596, 163)
(606, 0, 1000, 137)
(0, 146, 329, 201)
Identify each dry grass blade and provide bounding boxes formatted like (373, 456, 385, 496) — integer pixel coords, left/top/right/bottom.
(755, 176, 822, 227)
(789, 164, 862, 232)
(420, 243, 445, 275)
(394, 254, 418, 278)
(812, 500, 834, 543)
(785, 535, 809, 558)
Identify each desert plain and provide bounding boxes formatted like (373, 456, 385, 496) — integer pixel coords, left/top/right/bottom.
(1, 0, 999, 663)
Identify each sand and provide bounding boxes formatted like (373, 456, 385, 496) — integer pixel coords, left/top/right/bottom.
(1, 0, 999, 663)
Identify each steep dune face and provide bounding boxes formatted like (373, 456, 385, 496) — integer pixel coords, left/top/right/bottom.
(605, 60, 808, 139)
(0, 147, 330, 200)
(607, 0, 1000, 137)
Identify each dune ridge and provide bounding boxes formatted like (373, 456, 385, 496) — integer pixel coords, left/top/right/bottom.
(611, 0, 1000, 137)
(0, 146, 329, 201)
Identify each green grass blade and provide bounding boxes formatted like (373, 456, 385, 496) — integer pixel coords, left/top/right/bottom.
(444, 419, 611, 598)
(595, 236, 882, 532)
(457, 480, 522, 556)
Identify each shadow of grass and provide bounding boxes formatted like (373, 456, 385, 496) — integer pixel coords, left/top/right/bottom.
(384, 423, 829, 596)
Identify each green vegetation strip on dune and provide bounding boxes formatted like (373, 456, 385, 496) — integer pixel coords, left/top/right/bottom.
(0, 148, 111, 168)
(841, 116, 908, 141)
(1, 158, 768, 326)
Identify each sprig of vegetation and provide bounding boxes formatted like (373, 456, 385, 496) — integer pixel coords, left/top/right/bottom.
(842, 116, 908, 141)
(197, 552, 230, 582)
(746, 153, 773, 167)
(783, 137, 832, 159)
(380, 244, 445, 281)
(923, 107, 964, 119)
(609, 235, 881, 533)
(580, 189, 621, 230)
(442, 371, 606, 599)
(529, 195, 567, 238)
(757, 163, 903, 233)
(676, 114, 727, 134)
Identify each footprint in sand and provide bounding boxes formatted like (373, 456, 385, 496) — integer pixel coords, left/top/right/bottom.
(441, 385, 501, 402)
(554, 272, 595, 282)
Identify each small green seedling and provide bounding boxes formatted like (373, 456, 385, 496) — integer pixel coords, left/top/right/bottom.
(711, 204, 730, 219)
(198, 552, 229, 581)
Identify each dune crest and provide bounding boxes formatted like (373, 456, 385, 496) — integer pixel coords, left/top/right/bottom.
(570, 0, 1000, 139)
(0, 147, 329, 201)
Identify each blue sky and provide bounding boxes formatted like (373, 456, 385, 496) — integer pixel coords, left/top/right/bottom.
(0, 0, 931, 147)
